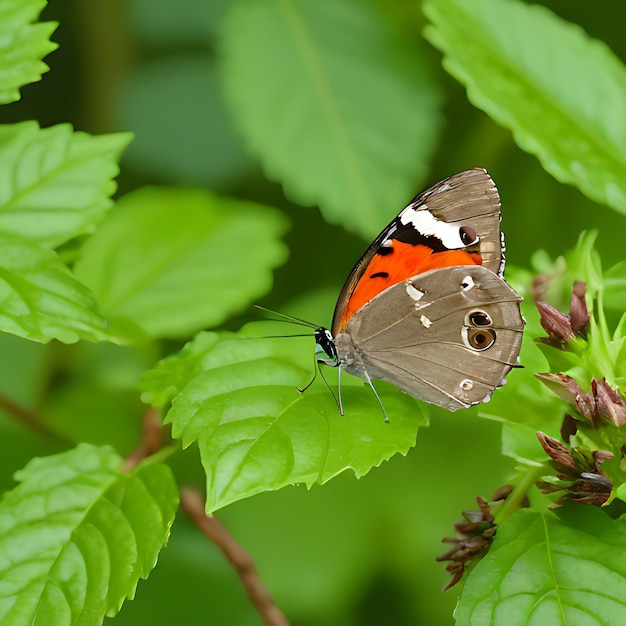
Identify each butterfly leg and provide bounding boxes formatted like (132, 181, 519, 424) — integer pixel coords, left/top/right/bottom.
(319, 362, 343, 416)
(296, 350, 319, 393)
(297, 357, 346, 417)
(360, 366, 390, 423)
(337, 365, 344, 416)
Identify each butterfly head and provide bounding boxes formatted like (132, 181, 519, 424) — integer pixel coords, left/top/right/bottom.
(314, 327, 339, 367)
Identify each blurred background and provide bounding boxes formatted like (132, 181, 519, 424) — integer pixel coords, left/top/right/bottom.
(1, 1, 625, 624)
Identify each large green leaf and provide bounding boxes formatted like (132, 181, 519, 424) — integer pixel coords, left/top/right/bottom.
(159, 323, 428, 513)
(457, 506, 626, 625)
(424, 0, 626, 215)
(74, 187, 289, 339)
(0, 444, 179, 625)
(0, 122, 132, 248)
(0, 235, 118, 344)
(221, 0, 442, 239)
(0, 0, 58, 103)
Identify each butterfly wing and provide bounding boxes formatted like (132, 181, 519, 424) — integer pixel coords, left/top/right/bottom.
(331, 169, 503, 335)
(334, 265, 524, 411)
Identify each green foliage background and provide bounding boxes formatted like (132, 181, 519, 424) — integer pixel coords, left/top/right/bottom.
(1, 0, 626, 624)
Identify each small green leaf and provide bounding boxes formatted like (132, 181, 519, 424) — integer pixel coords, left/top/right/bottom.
(0, 122, 132, 248)
(0, 234, 117, 344)
(0, 0, 58, 103)
(526, 234, 626, 386)
(221, 0, 442, 239)
(0, 444, 179, 625)
(74, 187, 289, 339)
(563, 231, 604, 301)
(163, 324, 427, 513)
(424, 0, 626, 215)
(615, 314, 626, 387)
(605, 261, 626, 311)
(457, 507, 626, 625)
(615, 482, 626, 503)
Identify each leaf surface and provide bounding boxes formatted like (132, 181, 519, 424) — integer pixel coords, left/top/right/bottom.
(0, 235, 116, 344)
(457, 507, 626, 625)
(158, 323, 427, 512)
(0, 0, 58, 103)
(0, 444, 179, 625)
(221, 0, 442, 239)
(0, 122, 132, 247)
(74, 187, 289, 339)
(424, 0, 626, 214)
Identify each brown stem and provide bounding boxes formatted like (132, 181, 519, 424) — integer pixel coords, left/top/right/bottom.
(0, 392, 69, 443)
(122, 407, 164, 472)
(0, 393, 42, 428)
(180, 488, 291, 626)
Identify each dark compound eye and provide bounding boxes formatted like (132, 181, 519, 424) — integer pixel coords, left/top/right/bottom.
(459, 226, 478, 246)
(467, 327, 496, 350)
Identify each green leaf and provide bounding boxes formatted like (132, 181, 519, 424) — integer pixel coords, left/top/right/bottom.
(456, 506, 626, 625)
(424, 0, 626, 215)
(0, 0, 58, 103)
(141, 321, 316, 408)
(605, 260, 626, 311)
(163, 323, 427, 512)
(141, 331, 220, 407)
(0, 234, 118, 344)
(529, 231, 609, 313)
(0, 122, 132, 248)
(221, 0, 442, 239)
(615, 482, 626, 503)
(529, 233, 626, 387)
(0, 444, 179, 625)
(615, 314, 626, 388)
(74, 187, 289, 339)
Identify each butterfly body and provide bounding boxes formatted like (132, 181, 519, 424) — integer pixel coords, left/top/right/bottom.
(317, 169, 524, 412)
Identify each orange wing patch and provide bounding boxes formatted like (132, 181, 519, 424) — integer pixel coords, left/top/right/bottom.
(337, 242, 481, 332)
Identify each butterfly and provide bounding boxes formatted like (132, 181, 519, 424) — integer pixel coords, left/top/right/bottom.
(312, 168, 524, 419)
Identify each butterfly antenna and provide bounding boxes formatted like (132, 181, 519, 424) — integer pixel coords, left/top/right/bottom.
(246, 305, 317, 340)
(255, 305, 345, 415)
(245, 333, 314, 340)
(254, 305, 318, 329)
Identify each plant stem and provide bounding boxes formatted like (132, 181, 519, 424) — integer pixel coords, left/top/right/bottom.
(494, 464, 547, 525)
(0, 392, 70, 444)
(122, 407, 165, 471)
(180, 488, 291, 626)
